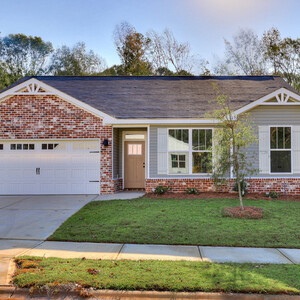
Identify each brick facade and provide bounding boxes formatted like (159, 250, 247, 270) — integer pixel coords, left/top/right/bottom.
(145, 178, 300, 195)
(113, 178, 123, 192)
(0, 95, 103, 139)
(2, 95, 300, 196)
(0, 94, 115, 194)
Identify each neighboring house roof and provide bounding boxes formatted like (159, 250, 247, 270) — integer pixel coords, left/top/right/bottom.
(1, 76, 298, 119)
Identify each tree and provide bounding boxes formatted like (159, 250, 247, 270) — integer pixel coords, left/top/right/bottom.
(262, 28, 300, 91)
(49, 42, 106, 75)
(0, 33, 53, 88)
(113, 22, 152, 75)
(208, 85, 258, 210)
(147, 29, 198, 74)
(214, 29, 266, 76)
(99, 64, 125, 76)
(155, 67, 174, 76)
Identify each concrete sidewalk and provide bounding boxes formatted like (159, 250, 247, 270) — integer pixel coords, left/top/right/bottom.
(19, 241, 299, 264)
(4, 239, 300, 263)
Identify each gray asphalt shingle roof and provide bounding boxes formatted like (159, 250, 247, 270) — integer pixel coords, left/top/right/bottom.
(1, 76, 298, 119)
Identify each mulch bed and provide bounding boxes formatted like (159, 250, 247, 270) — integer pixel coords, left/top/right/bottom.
(222, 206, 264, 219)
(145, 192, 300, 201)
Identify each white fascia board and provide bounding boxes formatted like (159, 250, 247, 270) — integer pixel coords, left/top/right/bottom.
(234, 88, 300, 115)
(0, 78, 116, 123)
(107, 119, 220, 126)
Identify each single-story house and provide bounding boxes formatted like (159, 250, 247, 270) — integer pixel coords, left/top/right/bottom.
(0, 75, 300, 195)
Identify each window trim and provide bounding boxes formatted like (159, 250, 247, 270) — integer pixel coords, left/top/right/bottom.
(268, 125, 293, 175)
(167, 127, 214, 175)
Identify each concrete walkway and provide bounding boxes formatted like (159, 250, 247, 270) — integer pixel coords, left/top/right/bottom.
(4, 240, 300, 263)
(93, 191, 145, 201)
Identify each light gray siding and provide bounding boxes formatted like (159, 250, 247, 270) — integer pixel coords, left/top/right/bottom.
(247, 106, 300, 178)
(149, 106, 300, 179)
(113, 127, 147, 179)
(113, 128, 121, 179)
(149, 125, 215, 178)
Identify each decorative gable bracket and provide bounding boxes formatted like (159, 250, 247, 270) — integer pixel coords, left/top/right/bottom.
(275, 92, 290, 103)
(234, 88, 300, 115)
(12, 82, 55, 95)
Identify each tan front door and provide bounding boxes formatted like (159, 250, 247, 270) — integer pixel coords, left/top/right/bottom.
(124, 141, 145, 188)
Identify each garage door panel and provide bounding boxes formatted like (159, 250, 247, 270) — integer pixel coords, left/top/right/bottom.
(87, 183, 100, 194)
(0, 140, 100, 195)
(71, 183, 86, 194)
(23, 183, 38, 194)
(54, 169, 69, 178)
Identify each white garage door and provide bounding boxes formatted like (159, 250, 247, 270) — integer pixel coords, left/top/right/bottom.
(0, 140, 100, 195)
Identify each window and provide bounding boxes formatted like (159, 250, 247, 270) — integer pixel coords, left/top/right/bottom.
(128, 144, 142, 155)
(42, 143, 59, 150)
(10, 144, 35, 150)
(125, 134, 145, 140)
(192, 129, 212, 173)
(270, 127, 291, 173)
(168, 129, 213, 174)
(0, 144, 3, 150)
(168, 129, 189, 174)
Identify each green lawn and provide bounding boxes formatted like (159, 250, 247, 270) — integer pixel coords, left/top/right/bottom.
(48, 197, 300, 248)
(14, 257, 300, 294)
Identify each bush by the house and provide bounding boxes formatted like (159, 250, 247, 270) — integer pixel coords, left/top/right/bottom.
(269, 190, 280, 199)
(184, 187, 199, 195)
(153, 186, 171, 195)
(232, 180, 248, 195)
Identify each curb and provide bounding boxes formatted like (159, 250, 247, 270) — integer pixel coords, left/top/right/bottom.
(1, 288, 300, 300)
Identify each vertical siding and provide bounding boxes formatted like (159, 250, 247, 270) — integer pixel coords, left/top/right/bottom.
(149, 126, 158, 178)
(113, 128, 120, 178)
(118, 129, 123, 177)
(113, 127, 146, 179)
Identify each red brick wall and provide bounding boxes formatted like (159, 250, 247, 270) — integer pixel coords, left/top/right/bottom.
(0, 95, 103, 139)
(145, 178, 300, 195)
(113, 178, 123, 192)
(0, 94, 115, 194)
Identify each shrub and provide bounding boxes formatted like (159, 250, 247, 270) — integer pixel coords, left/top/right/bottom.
(269, 190, 280, 199)
(153, 186, 171, 195)
(184, 187, 199, 195)
(232, 180, 248, 195)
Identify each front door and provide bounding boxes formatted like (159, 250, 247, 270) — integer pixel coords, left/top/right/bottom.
(124, 141, 145, 188)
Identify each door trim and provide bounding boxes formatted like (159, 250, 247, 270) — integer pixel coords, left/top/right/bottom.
(122, 131, 147, 189)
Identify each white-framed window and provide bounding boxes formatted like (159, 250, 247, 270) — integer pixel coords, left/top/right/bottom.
(270, 126, 292, 173)
(168, 129, 189, 174)
(192, 129, 212, 174)
(168, 128, 213, 174)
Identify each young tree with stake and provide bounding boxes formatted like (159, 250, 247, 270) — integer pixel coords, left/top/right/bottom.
(208, 85, 258, 210)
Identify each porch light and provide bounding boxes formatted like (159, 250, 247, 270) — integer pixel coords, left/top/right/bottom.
(102, 139, 109, 147)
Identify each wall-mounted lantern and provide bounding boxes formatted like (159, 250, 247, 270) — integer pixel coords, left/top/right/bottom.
(102, 139, 109, 147)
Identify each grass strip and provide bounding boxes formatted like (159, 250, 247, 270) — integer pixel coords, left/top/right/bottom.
(13, 256, 300, 294)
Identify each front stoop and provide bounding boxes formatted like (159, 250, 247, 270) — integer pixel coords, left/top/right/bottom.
(1, 288, 300, 300)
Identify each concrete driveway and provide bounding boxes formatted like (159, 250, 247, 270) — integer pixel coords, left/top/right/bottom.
(0, 194, 96, 284)
(0, 195, 96, 240)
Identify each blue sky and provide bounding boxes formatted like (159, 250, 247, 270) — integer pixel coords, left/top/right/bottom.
(0, 0, 299, 69)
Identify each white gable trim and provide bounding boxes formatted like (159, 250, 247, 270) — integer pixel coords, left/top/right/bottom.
(0, 78, 115, 123)
(234, 88, 300, 115)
